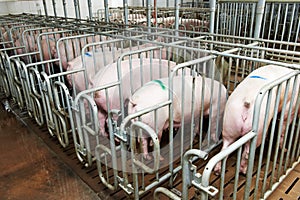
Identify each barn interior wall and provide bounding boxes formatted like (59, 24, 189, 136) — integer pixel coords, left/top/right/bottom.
(0, 1, 42, 15)
(0, 0, 179, 18)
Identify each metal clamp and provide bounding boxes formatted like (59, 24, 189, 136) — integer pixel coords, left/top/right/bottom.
(193, 180, 219, 197)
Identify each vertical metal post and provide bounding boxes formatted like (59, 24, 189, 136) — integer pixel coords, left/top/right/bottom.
(254, 0, 266, 39)
(123, 0, 129, 25)
(146, 0, 152, 28)
(73, 0, 81, 19)
(209, 0, 216, 34)
(52, 0, 57, 18)
(174, 0, 180, 37)
(182, 150, 208, 200)
(104, 0, 109, 23)
(152, 0, 157, 26)
(62, 0, 68, 20)
(42, 0, 48, 17)
(87, 0, 93, 20)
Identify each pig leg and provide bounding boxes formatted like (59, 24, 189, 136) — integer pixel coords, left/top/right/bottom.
(279, 99, 297, 150)
(203, 83, 226, 145)
(214, 137, 237, 175)
(239, 141, 250, 174)
(157, 129, 166, 161)
(150, 120, 171, 146)
(141, 135, 153, 160)
(142, 129, 165, 161)
(97, 111, 108, 137)
(209, 104, 222, 142)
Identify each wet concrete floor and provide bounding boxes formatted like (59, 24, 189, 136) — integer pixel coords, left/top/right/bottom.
(0, 104, 101, 200)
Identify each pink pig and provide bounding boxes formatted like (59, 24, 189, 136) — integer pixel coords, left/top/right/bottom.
(128, 75, 227, 160)
(90, 58, 177, 137)
(51, 35, 107, 70)
(66, 47, 122, 92)
(214, 65, 299, 175)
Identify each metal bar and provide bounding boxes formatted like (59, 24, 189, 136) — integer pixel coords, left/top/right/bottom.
(154, 187, 181, 200)
(146, 0, 152, 28)
(174, 0, 180, 36)
(52, 0, 57, 18)
(201, 131, 257, 198)
(254, 0, 266, 38)
(209, 0, 216, 33)
(123, 0, 129, 25)
(104, 0, 109, 23)
(73, 0, 81, 19)
(42, 0, 48, 17)
(182, 149, 208, 199)
(87, 0, 93, 21)
(252, 70, 300, 199)
(62, 0, 68, 19)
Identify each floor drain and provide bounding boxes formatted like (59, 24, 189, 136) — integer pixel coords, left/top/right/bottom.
(285, 177, 299, 194)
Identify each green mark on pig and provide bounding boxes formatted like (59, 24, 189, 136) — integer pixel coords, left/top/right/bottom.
(152, 79, 166, 90)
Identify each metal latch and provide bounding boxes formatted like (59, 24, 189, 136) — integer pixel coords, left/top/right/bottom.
(192, 174, 219, 197)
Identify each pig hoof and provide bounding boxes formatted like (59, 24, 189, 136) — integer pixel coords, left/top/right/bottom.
(279, 144, 288, 152)
(149, 140, 154, 146)
(213, 168, 221, 176)
(143, 154, 153, 160)
(214, 171, 221, 176)
(100, 130, 109, 137)
(213, 163, 221, 176)
(239, 171, 247, 177)
(102, 133, 109, 137)
(114, 137, 120, 143)
(160, 155, 164, 161)
(239, 166, 247, 175)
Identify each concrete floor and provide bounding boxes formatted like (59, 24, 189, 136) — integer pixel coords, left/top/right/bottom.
(0, 104, 101, 200)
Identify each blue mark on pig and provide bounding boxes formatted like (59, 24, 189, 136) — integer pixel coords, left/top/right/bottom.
(249, 75, 267, 80)
(85, 52, 92, 57)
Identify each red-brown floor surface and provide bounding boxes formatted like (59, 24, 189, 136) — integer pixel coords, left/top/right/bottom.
(1, 100, 299, 200)
(0, 105, 101, 200)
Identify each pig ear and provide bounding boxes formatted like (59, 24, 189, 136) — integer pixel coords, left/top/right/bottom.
(244, 101, 250, 109)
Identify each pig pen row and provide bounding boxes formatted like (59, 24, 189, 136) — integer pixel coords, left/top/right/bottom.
(0, 8, 300, 200)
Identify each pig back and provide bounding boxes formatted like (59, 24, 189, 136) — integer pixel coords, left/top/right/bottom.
(66, 47, 123, 91)
(223, 65, 297, 141)
(91, 58, 177, 112)
(128, 78, 171, 131)
(128, 75, 227, 141)
(128, 76, 206, 125)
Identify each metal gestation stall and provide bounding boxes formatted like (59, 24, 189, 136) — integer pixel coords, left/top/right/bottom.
(0, 0, 299, 199)
(153, 44, 300, 199)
